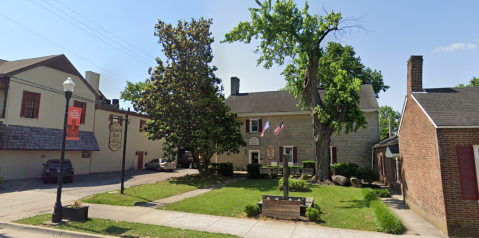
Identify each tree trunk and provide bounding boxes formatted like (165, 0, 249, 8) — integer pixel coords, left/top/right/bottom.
(313, 117, 335, 181)
(193, 152, 209, 176)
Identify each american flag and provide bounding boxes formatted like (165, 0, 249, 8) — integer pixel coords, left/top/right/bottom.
(274, 121, 284, 136)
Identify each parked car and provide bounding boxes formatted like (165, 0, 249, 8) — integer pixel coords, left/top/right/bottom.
(177, 151, 203, 169)
(145, 158, 176, 172)
(41, 159, 74, 183)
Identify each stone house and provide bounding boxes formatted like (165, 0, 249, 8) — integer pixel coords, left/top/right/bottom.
(373, 136, 401, 193)
(0, 55, 163, 180)
(399, 55, 479, 237)
(215, 77, 380, 170)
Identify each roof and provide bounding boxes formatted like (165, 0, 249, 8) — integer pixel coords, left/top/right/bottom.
(373, 135, 398, 148)
(225, 85, 378, 114)
(412, 87, 479, 126)
(386, 145, 400, 157)
(0, 55, 99, 98)
(95, 105, 150, 119)
(0, 125, 100, 151)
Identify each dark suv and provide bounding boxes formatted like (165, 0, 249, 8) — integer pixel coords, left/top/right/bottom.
(41, 159, 74, 183)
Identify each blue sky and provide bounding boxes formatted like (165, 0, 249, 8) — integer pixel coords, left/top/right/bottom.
(1, 0, 478, 113)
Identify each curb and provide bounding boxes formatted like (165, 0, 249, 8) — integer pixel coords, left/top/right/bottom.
(0, 222, 112, 238)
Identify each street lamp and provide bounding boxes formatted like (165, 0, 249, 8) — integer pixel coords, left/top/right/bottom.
(52, 77, 75, 223)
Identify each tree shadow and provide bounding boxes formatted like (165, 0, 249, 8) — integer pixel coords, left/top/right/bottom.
(337, 199, 370, 209)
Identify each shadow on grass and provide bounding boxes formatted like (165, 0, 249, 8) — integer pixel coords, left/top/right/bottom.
(224, 179, 279, 192)
(337, 199, 370, 209)
(169, 174, 228, 189)
(59, 219, 131, 236)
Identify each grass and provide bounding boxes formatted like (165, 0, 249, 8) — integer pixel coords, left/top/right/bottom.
(362, 188, 403, 234)
(160, 179, 378, 231)
(15, 214, 238, 238)
(81, 174, 229, 206)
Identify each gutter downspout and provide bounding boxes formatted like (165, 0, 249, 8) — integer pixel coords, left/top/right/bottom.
(371, 147, 375, 169)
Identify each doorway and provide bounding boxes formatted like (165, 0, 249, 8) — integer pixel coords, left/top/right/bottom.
(249, 150, 260, 164)
(137, 151, 144, 169)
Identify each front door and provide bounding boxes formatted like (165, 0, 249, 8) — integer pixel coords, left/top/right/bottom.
(137, 151, 144, 169)
(252, 152, 259, 164)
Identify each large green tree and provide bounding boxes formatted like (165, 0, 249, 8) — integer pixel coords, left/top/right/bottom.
(379, 106, 401, 141)
(222, 0, 388, 180)
(133, 18, 246, 176)
(120, 79, 151, 103)
(458, 76, 479, 87)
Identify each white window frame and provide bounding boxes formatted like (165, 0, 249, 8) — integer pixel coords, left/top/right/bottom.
(283, 146, 294, 163)
(249, 119, 259, 132)
(473, 145, 479, 202)
(249, 150, 260, 164)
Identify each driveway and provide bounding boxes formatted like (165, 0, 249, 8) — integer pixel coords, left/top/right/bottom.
(0, 168, 198, 222)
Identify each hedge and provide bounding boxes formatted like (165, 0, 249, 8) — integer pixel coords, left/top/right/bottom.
(246, 164, 263, 179)
(362, 189, 403, 234)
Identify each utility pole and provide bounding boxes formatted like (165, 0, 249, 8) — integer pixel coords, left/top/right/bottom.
(120, 108, 130, 194)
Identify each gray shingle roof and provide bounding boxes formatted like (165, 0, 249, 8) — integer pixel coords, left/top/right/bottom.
(412, 87, 479, 126)
(0, 124, 100, 151)
(0, 55, 59, 75)
(373, 135, 398, 148)
(225, 85, 378, 114)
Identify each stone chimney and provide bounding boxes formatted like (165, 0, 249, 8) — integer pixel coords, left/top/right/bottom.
(231, 76, 240, 95)
(407, 56, 423, 95)
(85, 71, 100, 95)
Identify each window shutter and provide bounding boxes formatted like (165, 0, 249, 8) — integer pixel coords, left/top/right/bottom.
(34, 93, 41, 119)
(74, 100, 80, 107)
(139, 120, 143, 132)
(293, 147, 297, 163)
(20, 91, 28, 117)
(246, 119, 250, 133)
(456, 146, 479, 200)
(332, 147, 337, 164)
(279, 146, 283, 162)
(258, 119, 262, 132)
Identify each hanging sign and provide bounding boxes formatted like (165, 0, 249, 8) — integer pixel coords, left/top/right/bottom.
(249, 137, 259, 145)
(109, 121, 122, 151)
(66, 107, 82, 141)
(267, 145, 274, 159)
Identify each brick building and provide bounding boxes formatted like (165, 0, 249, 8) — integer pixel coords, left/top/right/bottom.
(215, 77, 380, 170)
(373, 136, 401, 193)
(399, 55, 479, 237)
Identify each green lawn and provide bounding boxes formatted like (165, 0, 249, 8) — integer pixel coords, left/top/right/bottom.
(81, 174, 229, 206)
(160, 179, 377, 231)
(15, 214, 238, 238)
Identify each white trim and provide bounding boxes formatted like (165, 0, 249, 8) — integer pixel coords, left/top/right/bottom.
(437, 126, 479, 128)
(397, 96, 407, 135)
(473, 145, 479, 198)
(411, 94, 437, 128)
(238, 108, 378, 117)
(249, 118, 259, 132)
(248, 150, 260, 164)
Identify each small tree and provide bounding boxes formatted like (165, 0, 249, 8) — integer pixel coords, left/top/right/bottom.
(457, 76, 479, 87)
(222, 0, 388, 180)
(379, 106, 401, 140)
(133, 18, 246, 176)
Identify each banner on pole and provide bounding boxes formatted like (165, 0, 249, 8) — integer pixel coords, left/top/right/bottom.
(66, 107, 82, 141)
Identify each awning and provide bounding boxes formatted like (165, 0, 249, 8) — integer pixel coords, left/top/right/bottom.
(386, 145, 400, 158)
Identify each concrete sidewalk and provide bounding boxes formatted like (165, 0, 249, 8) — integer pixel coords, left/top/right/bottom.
(84, 203, 440, 238)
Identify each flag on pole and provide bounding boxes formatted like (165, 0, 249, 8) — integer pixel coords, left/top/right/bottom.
(274, 121, 284, 136)
(261, 121, 270, 137)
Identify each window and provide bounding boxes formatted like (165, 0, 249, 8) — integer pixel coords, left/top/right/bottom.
(330, 146, 337, 165)
(73, 100, 87, 124)
(284, 147, 293, 162)
(0, 87, 7, 118)
(140, 120, 148, 132)
(279, 146, 297, 164)
(20, 90, 41, 119)
(245, 119, 262, 133)
(456, 146, 479, 200)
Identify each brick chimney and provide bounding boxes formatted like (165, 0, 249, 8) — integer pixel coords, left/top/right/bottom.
(407, 56, 423, 95)
(231, 76, 240, 95)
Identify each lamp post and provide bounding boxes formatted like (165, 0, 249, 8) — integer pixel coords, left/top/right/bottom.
(52, 77, 75, 223)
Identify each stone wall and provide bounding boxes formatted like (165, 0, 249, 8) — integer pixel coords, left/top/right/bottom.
(216, 111, 379, 170)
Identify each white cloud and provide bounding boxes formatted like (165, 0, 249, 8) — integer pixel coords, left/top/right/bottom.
(433, 43, 477, 52)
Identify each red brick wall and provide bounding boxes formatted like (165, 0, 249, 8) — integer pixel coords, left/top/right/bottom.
(376, 146, 401, 192)
(437, 128, 479, 237)
(399, 96, 446, 223)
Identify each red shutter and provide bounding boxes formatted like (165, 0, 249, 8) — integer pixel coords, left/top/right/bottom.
(457, 146, 479, 200)
(246, 119, 250, 133)
(74, 100, 80, 107)
(332, 147, 337, 164)
(34, 93, 41, 119)
(293, 147, 297, 163)
(279, 146, 283, 162)
(258, 119, 262, 133)
(140, 120, 143, 132)
(81, 102, 86, 124)
(20, 91, 28, 117)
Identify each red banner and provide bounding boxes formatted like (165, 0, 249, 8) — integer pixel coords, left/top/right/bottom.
(66, 106, 82, 141)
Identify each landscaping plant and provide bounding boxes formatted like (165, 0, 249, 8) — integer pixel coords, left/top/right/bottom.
(373, 189, 391, 198)
(243, 204, 260, 217)
(333, 162, 359, 178)
(217, 163, 234, 177)
(306, 207, 320, 221)
(362, 189, 403, 234)
(270, 173, 278, 179)
(356, 166, 379, 184)
(246, 164, 263, 179)
(278, 178, 310, 192)
(301, 174, 309, 180)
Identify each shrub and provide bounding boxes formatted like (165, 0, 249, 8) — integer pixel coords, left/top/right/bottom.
(362, 189, 403, 234)
(311, 176, 316, 181)
(357, 166, 379, 184)
(278, 177, 310, 192)
(244, 204, 260, 217)
(312, 203, 320, 211)
(270, 173, 278, 179)
(301, 174, 309, 180)
(306, 207, 320, 221)
(246, 164, 263, 179)
(217, 163, 234, 177)
(208, 167, 217, 173)
(373, 189, 391, 198)
(332, 162, 359, 178)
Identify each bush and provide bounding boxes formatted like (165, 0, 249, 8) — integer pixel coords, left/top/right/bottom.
(246, 164, 263, 179)
(332, 162, 359, 178)
(244, 204, 260, 217)
(278, 177, 310, 192)
(208, 167, 217, 173)
(362, 189, 403, 234)
(217, 163, 234, 177)
(302, 161, 315, 168)
(357, 166, 379, 184)
(373, 189, 391, 198)
(301, 174, 309, 180)
(306, 207, 320, 221)
(270, 173, 278, 179)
